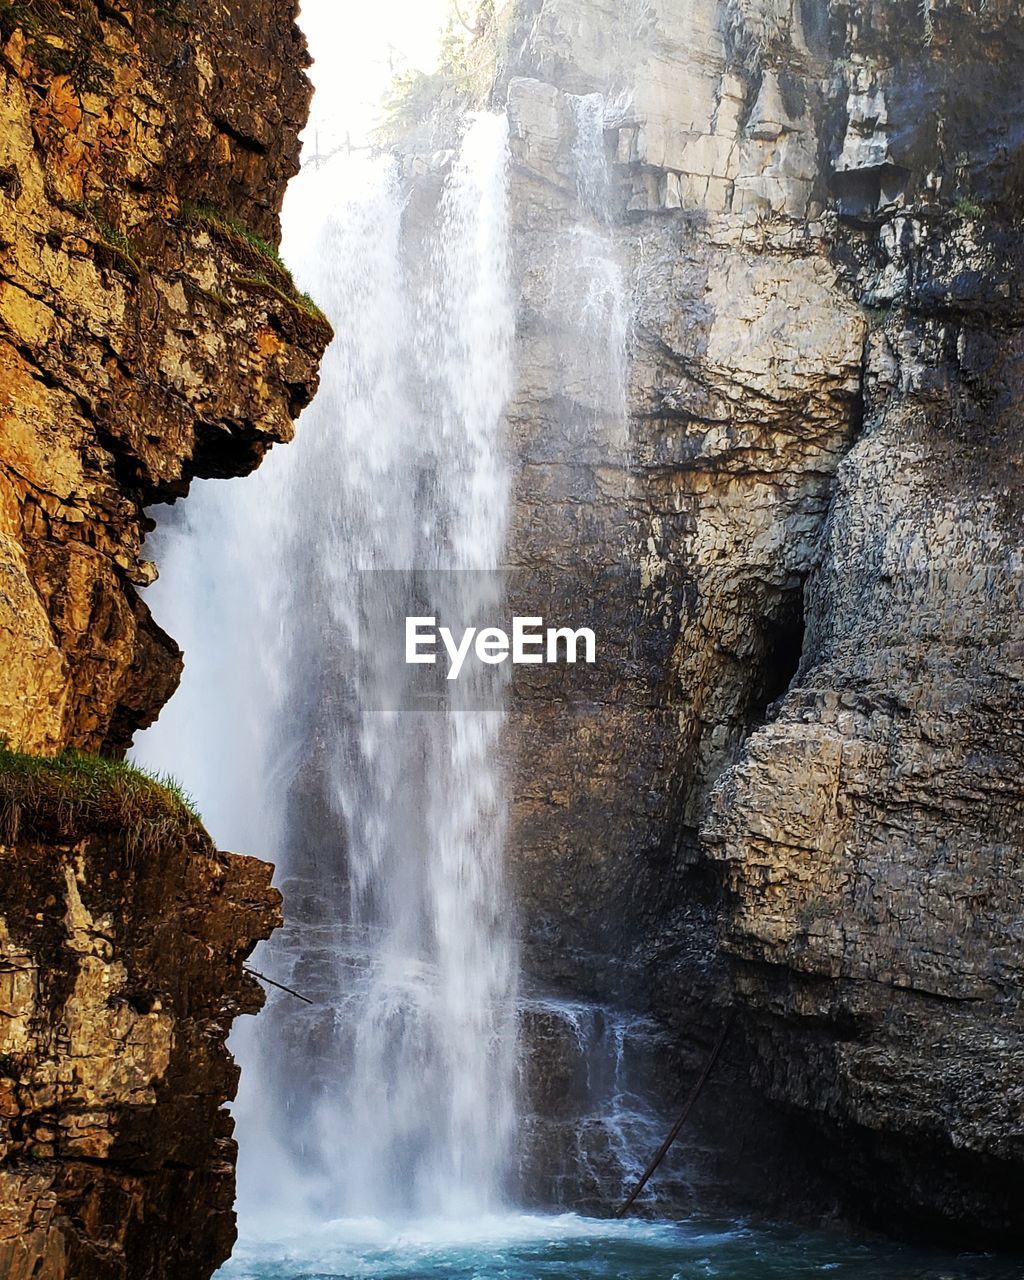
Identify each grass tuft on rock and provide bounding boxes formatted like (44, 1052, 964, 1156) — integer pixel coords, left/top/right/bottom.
(63, 198, 142, 275)
(0, 743, 202, 857)
(951, 195, 985, 221)
(181, 201, 292, 282)
(234, 272, 333, 336)
(180, 201, 332, 337)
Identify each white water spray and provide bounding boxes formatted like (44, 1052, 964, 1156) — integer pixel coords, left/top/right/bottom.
(135, 115, 518, 1230)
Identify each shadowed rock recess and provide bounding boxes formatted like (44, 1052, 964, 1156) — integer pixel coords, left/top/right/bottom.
(0, 1, 327, 1276)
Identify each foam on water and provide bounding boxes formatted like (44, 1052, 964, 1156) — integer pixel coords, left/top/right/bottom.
(216, 1213, 1022, 1280)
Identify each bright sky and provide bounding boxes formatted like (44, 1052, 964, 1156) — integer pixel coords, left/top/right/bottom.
(297, 0, 454, 154)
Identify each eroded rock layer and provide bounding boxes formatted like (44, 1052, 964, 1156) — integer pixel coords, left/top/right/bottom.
(495, 0, 1024, 1242)
(0, 2, 325, 1275)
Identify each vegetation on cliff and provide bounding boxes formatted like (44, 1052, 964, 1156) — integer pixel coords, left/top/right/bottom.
(0, 0, 126, 95)
(375, 0, 499, 146)
(0, 743, 202, 855)
(182, 200, 333, 338)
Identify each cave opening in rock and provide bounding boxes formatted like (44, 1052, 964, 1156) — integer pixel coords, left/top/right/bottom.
(749, 591, 807, 726)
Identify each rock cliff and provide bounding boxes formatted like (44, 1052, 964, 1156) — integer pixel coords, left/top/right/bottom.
(0, 0, 325, 756)
(0, 756, 281, 1279)
(703, 0, 1024, 1243)
(495, 0, 1024, 1244)
(0, 1, 326, 1275)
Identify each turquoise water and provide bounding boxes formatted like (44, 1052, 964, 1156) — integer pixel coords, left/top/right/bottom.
(218, 1214, 1024, 1280)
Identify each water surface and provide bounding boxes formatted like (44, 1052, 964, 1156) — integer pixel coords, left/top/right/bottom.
(217, 1214, 1024, 1280)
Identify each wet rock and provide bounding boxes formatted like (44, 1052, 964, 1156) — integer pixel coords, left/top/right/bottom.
(500, 0, 1024, 1244)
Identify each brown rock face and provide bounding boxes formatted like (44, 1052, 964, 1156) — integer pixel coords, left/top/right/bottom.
(0, 1, 325, 1275)
(0, 0, 327, 755)
(0, 821, 281, 1280)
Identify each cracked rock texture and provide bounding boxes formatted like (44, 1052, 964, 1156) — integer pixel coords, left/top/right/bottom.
(497, 0, 1024, 1243)
(0, 824, 280, 1280)
(0, 0, 325, 756)
(0, 1, 324, 1275)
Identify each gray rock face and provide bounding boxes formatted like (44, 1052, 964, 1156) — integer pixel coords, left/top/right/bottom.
(514, 999, 693, 1214)
(495, 0, 1024, 1244)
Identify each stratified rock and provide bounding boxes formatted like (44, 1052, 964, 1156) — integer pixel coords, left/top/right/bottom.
(0, 2, 326, 1275)
(497, 0, 1024, 1244)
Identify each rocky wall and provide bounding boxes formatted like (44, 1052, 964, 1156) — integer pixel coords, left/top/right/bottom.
(0, 813, 280, 1280)
(0, 1, 327, 1274)
(0, 0, 327, 756)
(498, 0, 1024, 1243)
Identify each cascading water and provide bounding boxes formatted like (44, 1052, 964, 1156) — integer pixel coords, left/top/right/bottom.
(553, 93, 630, 444)
(505, 86, 662, 1210)
(134, 114, 517, 1229)
(128, 30, 1024, 1280)
(517, 997, 693, 1214)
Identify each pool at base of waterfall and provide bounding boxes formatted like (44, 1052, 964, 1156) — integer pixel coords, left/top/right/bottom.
(216, 1214, 1023, 1280)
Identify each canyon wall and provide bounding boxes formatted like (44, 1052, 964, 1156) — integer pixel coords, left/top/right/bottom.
(497, 0, 1024, 1243)
(0, 1, 326, 1274)
(0, 0, 1020, 1264)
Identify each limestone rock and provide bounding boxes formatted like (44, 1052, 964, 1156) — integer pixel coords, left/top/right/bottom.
(0, 1, 323, 1274)
(500, 0, 1024, 1244)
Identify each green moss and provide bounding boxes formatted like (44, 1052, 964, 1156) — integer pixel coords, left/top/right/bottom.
(181, 202, 331, 337)
(0, 743, 203, 857)
(0, 0, 127, 97)
(65, 198, 141, 275)
(234, 272, 333, 337)
(300, 290, 328, 323)
(952, 195, 985, 221)
(93, 216, 136, 260)
(92, 217, 140, 275)
(181, 201, 291, 283)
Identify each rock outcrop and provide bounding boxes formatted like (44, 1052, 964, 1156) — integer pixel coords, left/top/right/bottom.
(702, 0, 1024, 1243)
(495, 0, 1024, 1244)
(0, 778, 281, 1280)
(0, 0, 326, 756)
(0, 1, 326, 1275)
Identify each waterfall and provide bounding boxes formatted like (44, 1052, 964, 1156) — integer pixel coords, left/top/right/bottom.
(505, 88, 665, 1210)
(133, 114, 518, 1229)
(538, 92, 629, 450)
